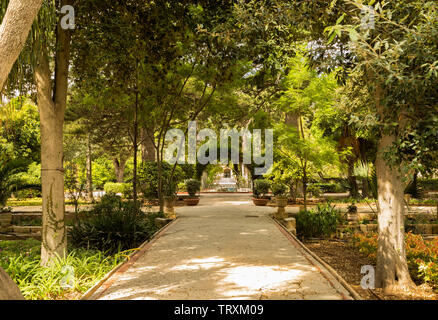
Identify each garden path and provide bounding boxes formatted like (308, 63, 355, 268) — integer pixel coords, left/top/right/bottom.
(89, 194, 353, 300)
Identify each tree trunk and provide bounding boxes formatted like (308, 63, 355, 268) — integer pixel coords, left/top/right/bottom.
(140, 126, 155, 162)
(361, 176, 370, 198)
(0, 267, 24, 300)
(0, 0, 43, 90)
(286, 111, 303, 197)
(348, 158, 359, 198)
(375, 133, 415, 293)
(113, 157, 127, 183)
(86, 134, 93, 201)
(35, 4, 71, 266)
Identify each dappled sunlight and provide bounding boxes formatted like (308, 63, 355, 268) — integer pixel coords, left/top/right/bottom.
(170, 257, 227, 271)
(221, 201, 252, 205)
(218, 265, 304, 296)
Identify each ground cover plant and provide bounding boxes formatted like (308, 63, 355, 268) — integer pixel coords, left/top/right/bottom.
(0, 239, 126, 300)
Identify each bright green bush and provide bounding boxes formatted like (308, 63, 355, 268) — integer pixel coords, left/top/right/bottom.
(69, 195, 164, 254)
(104, 182, 132, 198)
(92, 157, 116, 189)
(296, 203, 341, 238)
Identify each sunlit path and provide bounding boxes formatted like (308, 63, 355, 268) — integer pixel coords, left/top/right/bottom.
(90, 194, 353, 300)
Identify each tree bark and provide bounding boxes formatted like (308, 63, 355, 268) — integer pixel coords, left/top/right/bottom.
(86, 134, 93, 201)
(0, 267, 24, 300)
(375, 133, 415, 293)
(35, 4, 71, 266)
(347, 158, 359, 198)
(286, 111, 303, 197)
(113, 157, 127, 183)
(140, 126, 155, 162)
(361, 176, 370, 198)
(0, 0, 43, 90)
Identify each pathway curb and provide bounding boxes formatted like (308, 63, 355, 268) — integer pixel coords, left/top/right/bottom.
(80, 217, 178, 300)
(272, 217, 363, 300)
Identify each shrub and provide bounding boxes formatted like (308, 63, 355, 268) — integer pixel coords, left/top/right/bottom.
(69, 195, 164, 254)
(253, 179, 270, 198)
(186, 179, 201, 197)
(306, 184, 321, 197)
(104, 182, 132, 199)
(138, 161, 184, 199)
(271, 182, 288, 197)
(296, 203, 341, 238)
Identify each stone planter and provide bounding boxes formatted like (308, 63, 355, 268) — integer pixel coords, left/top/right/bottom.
(276, 197, 288, 208)
(252, 198, 269, 206)
(184, 198, 200, 206)
(163, 196, 176, 219)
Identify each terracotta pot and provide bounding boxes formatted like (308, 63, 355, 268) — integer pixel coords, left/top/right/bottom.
(184, 198, 200, 206)
(252, 198, 269, 206)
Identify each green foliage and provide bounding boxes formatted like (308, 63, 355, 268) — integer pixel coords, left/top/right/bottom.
(13, 162, 42, 198)
(296, 203, 341, 238)
(104, 182, 132, 199)
(253, 179, 270, 198)
(185, 179, 201, 197)
(271, 182, 288, 197)
(306, 184, 321, 198)
(138, 161, 184, 199)
(0, 97, 41, 162)
(328, 0, 438, 173)
(69, 195, 164, 254)
(0, 158, 33, 206)
(92, 157, 116, 189)
(0, 239, 126, 300)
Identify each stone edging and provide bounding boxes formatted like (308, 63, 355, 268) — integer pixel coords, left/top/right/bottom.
(79, 217, 178, 300)
(272, 217, 363, 300)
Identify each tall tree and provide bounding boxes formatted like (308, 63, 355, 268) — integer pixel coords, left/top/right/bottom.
(0, 0, 43, 90)
(34, 0, 72, 265)
(326, 0, 438, 292)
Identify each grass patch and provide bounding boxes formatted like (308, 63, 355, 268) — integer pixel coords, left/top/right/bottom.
(7, 198, 92, 207)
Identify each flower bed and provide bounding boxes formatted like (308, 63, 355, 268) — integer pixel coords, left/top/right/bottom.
(353, 232, 438, 289)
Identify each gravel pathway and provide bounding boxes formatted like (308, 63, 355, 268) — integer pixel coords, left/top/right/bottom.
(90, 194, 353, 300)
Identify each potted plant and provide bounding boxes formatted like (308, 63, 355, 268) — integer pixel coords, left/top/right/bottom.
(184, 179, 201, 206)
(252, 179, 271, 206)
(272, 182, 289, 207)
